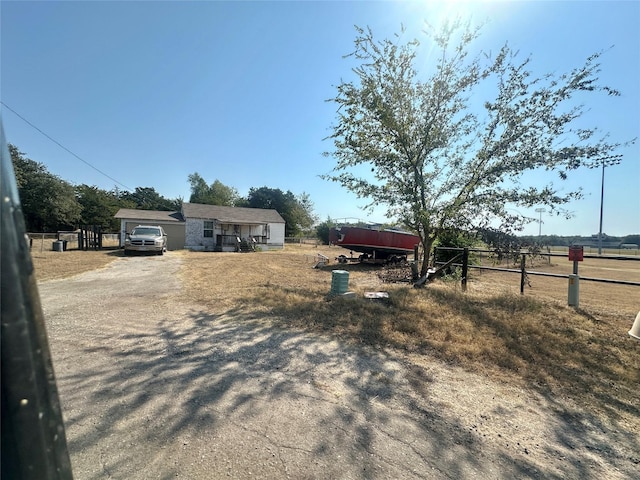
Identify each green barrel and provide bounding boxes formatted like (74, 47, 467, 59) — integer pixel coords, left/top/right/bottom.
(331, 270, 350, 295)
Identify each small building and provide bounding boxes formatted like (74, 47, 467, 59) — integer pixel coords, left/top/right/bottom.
(182, 203, 285, 251)
(114, 203, 286, 251)
(114, 209, 186, 251)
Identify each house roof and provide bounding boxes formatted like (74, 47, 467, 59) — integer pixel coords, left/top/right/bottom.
(114, 208, 185, 223)
(181, 203, 285, 224)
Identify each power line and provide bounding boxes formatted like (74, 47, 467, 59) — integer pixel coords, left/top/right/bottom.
(1, 101, 132, 191)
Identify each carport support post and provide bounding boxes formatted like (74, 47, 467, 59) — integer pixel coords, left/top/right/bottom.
(461, 248, 469, 292)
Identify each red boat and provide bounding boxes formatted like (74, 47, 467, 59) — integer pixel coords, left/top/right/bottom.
(329, 226, 420, 262)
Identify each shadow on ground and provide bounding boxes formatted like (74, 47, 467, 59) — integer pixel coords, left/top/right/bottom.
(57, 308, 484, 478)
(54, 299, 639, 479)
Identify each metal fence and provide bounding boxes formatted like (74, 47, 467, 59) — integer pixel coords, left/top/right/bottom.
(284, 236, 319, 245)
(434, 247, 640, 294)
(27, 232, 120, 251)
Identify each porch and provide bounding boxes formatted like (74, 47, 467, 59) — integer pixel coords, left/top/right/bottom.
(215, 234, 268, 252)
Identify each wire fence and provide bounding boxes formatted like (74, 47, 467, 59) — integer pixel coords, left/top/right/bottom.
(27, 232, 120, 252)
(284, 236, 319, 245)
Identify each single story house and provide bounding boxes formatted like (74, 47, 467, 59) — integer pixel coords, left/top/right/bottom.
(114, 203, 286, 251)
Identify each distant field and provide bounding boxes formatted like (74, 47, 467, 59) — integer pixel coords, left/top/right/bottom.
(549, 245, 639, 256)
(467, 255, 640, 318)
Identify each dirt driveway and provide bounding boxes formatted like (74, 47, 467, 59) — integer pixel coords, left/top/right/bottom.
(38, 253, 638, 479)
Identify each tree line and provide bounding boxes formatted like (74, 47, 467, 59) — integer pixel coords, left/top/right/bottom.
(187, 173, 317, 237)
(518, 234, 640, 247)
(9, 144, 316, 237)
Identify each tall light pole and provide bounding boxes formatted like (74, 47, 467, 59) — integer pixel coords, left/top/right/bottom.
(589, 158, 621, 255)
(535, 208, 545, 238)
(598, 163, 605, 255)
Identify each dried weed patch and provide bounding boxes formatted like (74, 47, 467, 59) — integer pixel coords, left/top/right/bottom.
(33, 243, 639, 423)
(32, 247, 123, 281)
(180, 245, 639, 423)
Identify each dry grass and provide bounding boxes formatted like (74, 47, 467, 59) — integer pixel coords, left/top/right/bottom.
(179, 245, 640, 423)
(471, 254, 640, 318)
(32, 243, 639, 422)
(31, 240, 123, 281)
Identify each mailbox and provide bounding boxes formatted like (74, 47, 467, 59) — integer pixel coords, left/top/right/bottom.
(568, 245, 584, 262)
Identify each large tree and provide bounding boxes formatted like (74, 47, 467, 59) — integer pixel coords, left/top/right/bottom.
(10, 144, 81, 231)
(315, 216, 336, 245)
(188, 173, 241, 206)
(119, 186, 181, 211)
(246, 187, 317, 237)
(323, 23, 632, 275)
(76, 184, 123, 231)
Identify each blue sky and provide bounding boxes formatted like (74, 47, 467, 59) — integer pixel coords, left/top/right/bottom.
(2, 1, 638, 236)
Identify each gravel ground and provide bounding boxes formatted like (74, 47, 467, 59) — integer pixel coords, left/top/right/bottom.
(38, 252, 638, 479)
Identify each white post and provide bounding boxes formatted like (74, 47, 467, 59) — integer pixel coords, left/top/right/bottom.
(568, 274, 579, 307)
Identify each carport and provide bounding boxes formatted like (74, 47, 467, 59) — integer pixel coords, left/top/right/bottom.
(115, 209, 185, 250)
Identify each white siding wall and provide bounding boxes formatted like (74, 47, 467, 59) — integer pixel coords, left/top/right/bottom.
(267, 223, 285, 249)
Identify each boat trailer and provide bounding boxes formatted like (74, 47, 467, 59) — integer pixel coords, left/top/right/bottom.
(335, 252, 408, 265)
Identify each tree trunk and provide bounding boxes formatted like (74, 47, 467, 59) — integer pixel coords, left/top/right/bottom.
(420, 238, 434, 277)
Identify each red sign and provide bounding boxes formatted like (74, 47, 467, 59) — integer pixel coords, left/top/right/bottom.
(568, 246, 584, 261)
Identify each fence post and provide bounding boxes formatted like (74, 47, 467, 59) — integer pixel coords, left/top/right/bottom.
(520, 253, 526, 294)
(461, 248, 469, 292)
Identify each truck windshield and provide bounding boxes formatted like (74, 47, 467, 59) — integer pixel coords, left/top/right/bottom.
(131, 228, 161, 236)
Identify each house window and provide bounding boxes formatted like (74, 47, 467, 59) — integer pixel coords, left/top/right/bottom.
(204, 221, 214, 238)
